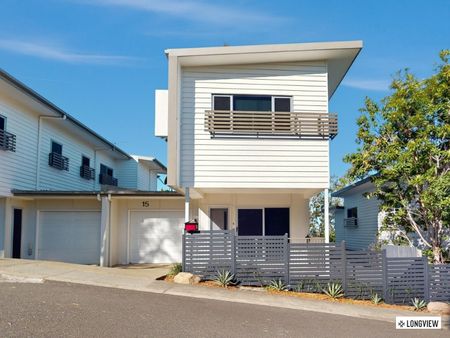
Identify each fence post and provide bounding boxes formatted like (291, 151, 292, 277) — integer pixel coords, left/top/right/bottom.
(284, 233, 290, 286)
(382, 249, 388, 303)
(182, 231, 186, 272)
(341, 241, 347, 293)
(231, 230, 236, 275)
(423, 257, 430, 302)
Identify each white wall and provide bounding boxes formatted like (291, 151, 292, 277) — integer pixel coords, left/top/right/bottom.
(154, 89, 168, 138)
(0, 198, 5, 256)
(0, 101, 38, 196)
(179, 62, 330, 189)
(337, 188, 380, 250)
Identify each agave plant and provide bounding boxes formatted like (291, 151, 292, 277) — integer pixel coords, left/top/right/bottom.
(411, 298, 427, 311)
(168, 263, 182, 276)
(323, 282, 344, 299)
(214, 270, 235, 288)
(370, 293, 383, 305)
(266, 279, 288, 292)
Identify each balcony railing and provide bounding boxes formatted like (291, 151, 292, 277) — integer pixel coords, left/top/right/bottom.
(99, 173, 118, 186)
(205, 110, 338, 139)
(80, 165, 95, 180)
(344, 217, 358, 227)
(0, 129, 16, 152)
(48, 152, 69, 171)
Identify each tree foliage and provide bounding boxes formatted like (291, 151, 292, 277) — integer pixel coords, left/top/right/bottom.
(344, 50, 450, 263)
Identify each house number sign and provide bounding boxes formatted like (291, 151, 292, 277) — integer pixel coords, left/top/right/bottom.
(142, 201, 150, 207)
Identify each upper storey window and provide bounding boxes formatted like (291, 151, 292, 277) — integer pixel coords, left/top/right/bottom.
(207, 94, 337, 139)
(48, 140, 69, 171)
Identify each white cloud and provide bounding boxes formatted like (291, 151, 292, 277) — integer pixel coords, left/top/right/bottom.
(73, 0, 282, 26)
(342, 79, 391, 91)
(0, 38, 140, 65)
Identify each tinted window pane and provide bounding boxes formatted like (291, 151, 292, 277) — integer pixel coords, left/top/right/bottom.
(100, 164, 108, 174)
(238, 209, 263, 236)
(0, 116, 5, 130)
(274, 97, 291, 112)
(51, 141, 62, 154)
(82, 156, 90, 166)
(213, 96, 231, 110)
(265, 208, 290, 236)
(347, 207, 358, 218)
(234, 95, 271, 111)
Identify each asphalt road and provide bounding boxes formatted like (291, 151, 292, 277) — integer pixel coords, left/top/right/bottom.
(0, 280, 447, 338)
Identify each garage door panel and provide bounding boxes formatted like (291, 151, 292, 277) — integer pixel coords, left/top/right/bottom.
(38, 211, 101, 265)
(130, 211, 184, 264)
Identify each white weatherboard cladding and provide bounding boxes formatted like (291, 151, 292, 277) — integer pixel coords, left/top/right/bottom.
(0, 102, 38, 196)
(37, 211, 101, 264)
(129, 210, 184, 263)
(137, 163, 150, 190)
(340, 188, 380, 250)
(115, 159, 137, 189)
(180, 62, 330, 189)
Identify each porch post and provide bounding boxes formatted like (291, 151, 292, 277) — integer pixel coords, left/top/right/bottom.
(184, 187, 190, 222)
(324, 188, 330, 243)
(100, 195, 110, 267)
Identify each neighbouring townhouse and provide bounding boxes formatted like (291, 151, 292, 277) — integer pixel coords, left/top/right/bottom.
(0, 69, 183, 266)
(156, 40, 363, 243)
(333, 177, 422, 257)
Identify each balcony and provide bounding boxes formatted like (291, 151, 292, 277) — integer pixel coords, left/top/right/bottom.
(99, 173, 118, 186)
(80, 165, 95, 180)
(205, 110, 338, 139)
(48, 152, 69, 171)
(344, 217, 358, 227)
(0, 129, 16, 152)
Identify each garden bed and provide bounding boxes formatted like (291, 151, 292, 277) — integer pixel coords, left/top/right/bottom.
(160, 274, 423, 312)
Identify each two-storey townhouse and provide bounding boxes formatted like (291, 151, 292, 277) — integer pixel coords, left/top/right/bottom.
(0, 69, 185, 266)
(155, 41, 362, 244)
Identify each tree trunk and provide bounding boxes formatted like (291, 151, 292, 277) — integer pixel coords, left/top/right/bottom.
(432, 245, 444, 264)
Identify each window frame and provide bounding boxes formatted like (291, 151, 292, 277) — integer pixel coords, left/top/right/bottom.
(100, 163, 114, 177)
(208, 206, 230, 231)
(81, 155, 91, 167)
(347, 207, 358, 219)
(212, 94, 292, 113)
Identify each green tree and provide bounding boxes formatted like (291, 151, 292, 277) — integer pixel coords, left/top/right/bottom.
(309, 176, 343, 241)
(344, 50, 450, 263)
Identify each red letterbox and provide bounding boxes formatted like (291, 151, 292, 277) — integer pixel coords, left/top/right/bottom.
(184, 221, 198, 233)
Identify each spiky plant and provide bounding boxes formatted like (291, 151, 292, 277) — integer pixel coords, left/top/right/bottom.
(323, 282, 344, 299)
(411, 298, 427, 311)
(266, 279, 288, 292)
(370, 293, 383, 305)
(214, 270, 235, 288)
(168, 263, 182, 276)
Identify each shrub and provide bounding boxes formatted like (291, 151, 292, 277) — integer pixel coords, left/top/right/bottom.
(323, 282, 344, 299)
(214, 270, 236, 288)
(168, 263, 182, 276)
(370, 293, 383, 305)
(266, 279, 288, 292)
(411, 298, 427, 311)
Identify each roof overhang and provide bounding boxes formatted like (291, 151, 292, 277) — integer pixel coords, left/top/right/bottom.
(165, 40, 363, 98)
(132, 155, 167, 174)
(11, 189, 182, 198)
(332, 176, 375, 197)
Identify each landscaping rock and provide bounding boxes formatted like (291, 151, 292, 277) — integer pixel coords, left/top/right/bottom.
(173, 272, 201, 285)
(427, 302, 450, 315)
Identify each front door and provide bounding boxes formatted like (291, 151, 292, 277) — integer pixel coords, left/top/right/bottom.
(12, 209, 22, 258)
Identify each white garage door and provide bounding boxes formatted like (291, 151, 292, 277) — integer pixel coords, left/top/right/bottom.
(130, 210, 184, 264)
(38, 211, 101, 265)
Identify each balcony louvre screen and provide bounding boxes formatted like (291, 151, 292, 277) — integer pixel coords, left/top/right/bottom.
(344, 217, 358, 227)
(205, 110, 338, 139)
(99, 173, 118, 186)
(0, 129, 16, 152)
(80, 165, 95, 180)
(48, 152, 69, 171)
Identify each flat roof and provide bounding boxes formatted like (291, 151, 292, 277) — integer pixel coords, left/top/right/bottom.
(165, 40, 363, 98)
(0, 68, 132, 159)
(12, 189, 182, 197)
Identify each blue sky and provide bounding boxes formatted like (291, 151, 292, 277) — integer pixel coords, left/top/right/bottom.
(1, 0, 449, 178)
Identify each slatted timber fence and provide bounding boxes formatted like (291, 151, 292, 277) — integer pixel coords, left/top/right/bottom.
(182, 230, 450, 304)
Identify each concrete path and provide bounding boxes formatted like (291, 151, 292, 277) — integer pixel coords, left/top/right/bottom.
(1, 258, 447, 327)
